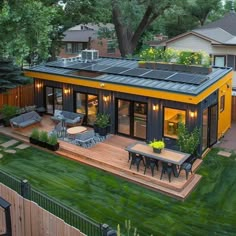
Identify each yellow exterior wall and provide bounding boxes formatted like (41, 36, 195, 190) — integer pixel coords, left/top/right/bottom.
(218, 78, 232, 139)
(24, 70, 233, 105)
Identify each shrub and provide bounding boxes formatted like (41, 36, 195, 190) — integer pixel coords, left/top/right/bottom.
(95, 113, 110, 128)
(177, 122, 200, 155)
(39, 130, 49, 143)
(48, 133, 58, 145)
(30, 128, 40, 140)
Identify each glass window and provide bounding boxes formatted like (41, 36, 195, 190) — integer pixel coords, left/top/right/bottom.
(76, 93, 86, 114)
(107, 40, 116, 54)
(164, 107, 186, 139)
(214, 56, 225, 67)
(220, 95, 225, 112)
(66, 43, 72, 53)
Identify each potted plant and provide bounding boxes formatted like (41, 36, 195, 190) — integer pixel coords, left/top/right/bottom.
(95, 113, 110, 136)
(149, 139, 165, 153)
(47, 133, 59, 151)
(0, 104, 19, 126)
(38, 130, 49, 148)
(29, 128, 40, 145)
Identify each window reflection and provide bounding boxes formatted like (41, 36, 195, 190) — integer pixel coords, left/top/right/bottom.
(164, 107, 186, 139)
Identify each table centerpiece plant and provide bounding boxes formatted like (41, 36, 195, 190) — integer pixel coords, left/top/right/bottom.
(149, 139, 165, 153)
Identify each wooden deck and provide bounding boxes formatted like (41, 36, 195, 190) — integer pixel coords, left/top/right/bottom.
(0, 115, 202, 200)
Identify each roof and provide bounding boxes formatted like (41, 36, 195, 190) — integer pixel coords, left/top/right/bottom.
(200, 12, 236, 35)
(63, 23, 114, 42)
(193, 28, 234, 44)
(154, 12, 236, 47)
(25, 58, 232, 96)
(62, 30, 97, 42)
(69, 23, 114, 31)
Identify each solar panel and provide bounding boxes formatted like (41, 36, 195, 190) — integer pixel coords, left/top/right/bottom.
(166, 73, 207, 85)
(121, 68, 151, 76)
(142, 70, 175, 80)
(80, 64, 110, 71)
(102, 66, 130, 74)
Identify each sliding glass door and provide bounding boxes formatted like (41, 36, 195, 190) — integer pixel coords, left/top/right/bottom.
(116, 99, 147, 140)
(76, 92, 98, 126)
(45, 87, 63, 114)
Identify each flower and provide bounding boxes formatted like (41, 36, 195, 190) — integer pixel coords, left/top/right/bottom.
(149, 140, 165, 149)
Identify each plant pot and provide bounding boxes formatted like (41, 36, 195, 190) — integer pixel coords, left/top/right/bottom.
(98, 127, 108, 136)
(47, 142, 60, 151)
(93, 124, 99, 133)
(153, 148, 161, 154)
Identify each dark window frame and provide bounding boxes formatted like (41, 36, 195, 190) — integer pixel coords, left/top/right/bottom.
(214, 55, 226, 67)
(220, 95, 225, 113)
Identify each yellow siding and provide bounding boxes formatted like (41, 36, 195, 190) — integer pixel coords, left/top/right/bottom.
(24, 70, 233, 105)
(218, 78, 232, 139)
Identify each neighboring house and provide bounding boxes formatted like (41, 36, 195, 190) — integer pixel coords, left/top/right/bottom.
(151, 11, 236, 88)
(25, 54, 232, 155)
(59, 23, 121, 58)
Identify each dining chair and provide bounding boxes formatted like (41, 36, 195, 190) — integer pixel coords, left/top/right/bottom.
(143, 156, 158, 177)
(129, 153, 143, 172)
(178, 157, 197, 179)
(160, 162, 173, 182)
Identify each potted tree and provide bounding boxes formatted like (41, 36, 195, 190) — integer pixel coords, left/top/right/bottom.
(95, 113, 110, 136)
(47, 133, 59, 151)
(177, 122, 200, 156)
(149, 139, 165, 153)
(29, 128, 40, 145)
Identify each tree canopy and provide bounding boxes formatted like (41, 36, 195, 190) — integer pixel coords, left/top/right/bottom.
(0, 0, 60, 66)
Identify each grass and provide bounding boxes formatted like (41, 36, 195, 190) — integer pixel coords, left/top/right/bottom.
(0, 134, 236, 235)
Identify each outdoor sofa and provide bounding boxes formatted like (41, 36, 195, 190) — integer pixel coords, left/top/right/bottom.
(51, 109, 84, 127)
(10, 111, 42, 128)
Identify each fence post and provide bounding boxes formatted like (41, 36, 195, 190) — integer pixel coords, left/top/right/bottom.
(102, 224, 117, 236)
(20, 179, 30, 199)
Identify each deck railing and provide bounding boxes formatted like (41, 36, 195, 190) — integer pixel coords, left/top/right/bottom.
(0, 169, 115, 236)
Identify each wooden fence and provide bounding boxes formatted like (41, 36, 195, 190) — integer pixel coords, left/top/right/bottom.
(0, 84, 34, 109)
(0, 184, 86, 236)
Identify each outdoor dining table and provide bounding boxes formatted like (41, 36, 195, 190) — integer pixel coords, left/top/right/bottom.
(125, 142, 191, 177)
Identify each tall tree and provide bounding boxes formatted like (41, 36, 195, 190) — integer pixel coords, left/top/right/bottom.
(112, 0, 177, 57)
(0, 0, 58, 66)
(186, 0, 222, 26)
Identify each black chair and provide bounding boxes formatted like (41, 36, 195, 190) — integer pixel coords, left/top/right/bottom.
(178, 157, 197, 179)
(129, 153, 143, 172)
(143, 156, 158, 176)
(160, 162, 173, 182)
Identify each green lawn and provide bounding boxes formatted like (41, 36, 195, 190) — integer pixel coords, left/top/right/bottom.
(0, 134, 236, 235)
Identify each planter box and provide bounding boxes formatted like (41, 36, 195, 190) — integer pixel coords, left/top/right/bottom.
(29, 137, 39, 145)
(47, 143, 60, 151)
(138, 62, 212, 74)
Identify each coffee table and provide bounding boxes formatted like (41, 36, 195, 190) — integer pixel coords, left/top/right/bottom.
(67, 126, 87, 139)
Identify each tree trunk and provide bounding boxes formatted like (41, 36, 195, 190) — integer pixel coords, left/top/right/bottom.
(112, 0, 132, 57)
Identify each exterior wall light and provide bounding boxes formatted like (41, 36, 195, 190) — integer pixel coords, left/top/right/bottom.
(153, 104, 158, 111)
(36, 83, 42, 89)
(64, 88, 70, 95)
(103, 95, 109, 102)
(190, 111, 195, 118)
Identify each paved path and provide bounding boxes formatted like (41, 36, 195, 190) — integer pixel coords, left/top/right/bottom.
(214, 122, 236, 151)
(0, 139, 18, 148)
(15, 143, 30, 150)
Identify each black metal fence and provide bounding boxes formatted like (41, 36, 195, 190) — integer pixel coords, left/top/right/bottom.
(0, 169, 116, 236)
